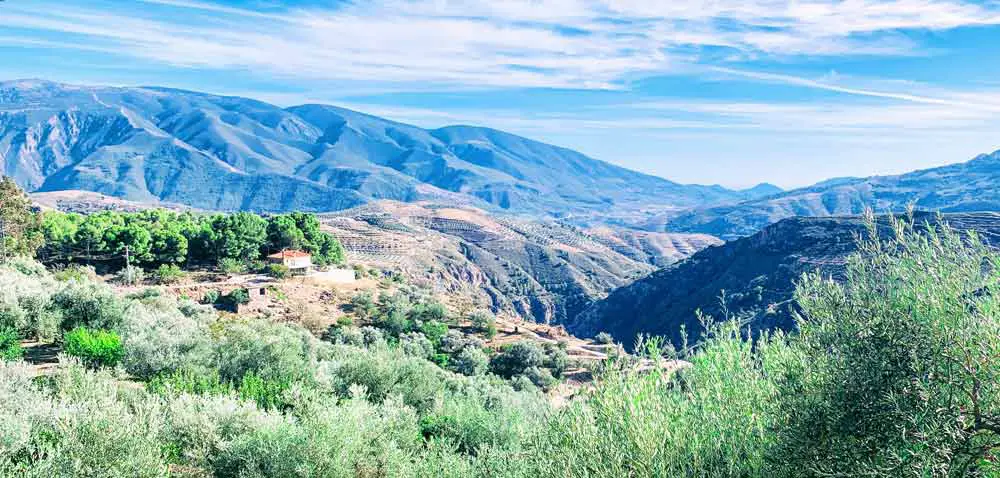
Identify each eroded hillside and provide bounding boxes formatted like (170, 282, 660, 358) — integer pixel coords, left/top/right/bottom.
(320, 201, 719, 324)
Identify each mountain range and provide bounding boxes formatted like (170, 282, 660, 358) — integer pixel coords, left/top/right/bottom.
(0, 79, 774, 217)
(653, 151, 1000, 239)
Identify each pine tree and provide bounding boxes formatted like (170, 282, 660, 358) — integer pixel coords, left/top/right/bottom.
(0, 176, 43, 260)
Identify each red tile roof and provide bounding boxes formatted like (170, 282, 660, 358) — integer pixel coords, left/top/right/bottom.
(267, 250, 311, 259)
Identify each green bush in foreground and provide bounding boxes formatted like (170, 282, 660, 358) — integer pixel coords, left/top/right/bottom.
(63, 327, 124, 368)
(770, 214, 1000, 476)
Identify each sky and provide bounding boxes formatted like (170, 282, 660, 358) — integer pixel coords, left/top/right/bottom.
(3, 1, 1000, 189)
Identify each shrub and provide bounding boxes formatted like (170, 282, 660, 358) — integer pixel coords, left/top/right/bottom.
(219, 288, 250, 309)
(335, 315, 353, 328)
(53, 265, 97, 283)
(318, 347, 447, 411)
(237, 371, 291, 410)
(410, 301, 448, 323)
(217, 257, 246, 275)
(420, 320, 449, 348)
(200, 289, 221, 305)
(347, 291, 377, 320)
(51, 282, 126, 332)
(770, 215, 1000, 476)
(400, 332, 435, 359)
(468, 309, 498, 339)
(543, 343, 570, 378)
(114, 265, 146, 286)
(119, 300, 214, 379)
(63, 327, 124, 368)
(451, 347, 488, 376)
(264, 263, 289, 279)
(490, 341, 545, 378)
(360, 326, 386, 347)
(5, 257, 46, 276)
(594, 332, 614, 344)
(326, 326, 364, 346)
(213, 319, 316, 385)
(523, 366, 557, 390)
(153, 263, 185, 284)
(0, 327, 23, 361)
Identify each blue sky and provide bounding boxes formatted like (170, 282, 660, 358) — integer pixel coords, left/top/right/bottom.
(4, 0, 1000, 188)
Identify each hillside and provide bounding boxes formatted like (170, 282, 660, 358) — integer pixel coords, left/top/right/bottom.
(319, 201, 719, 324)
(571, 212, 1000, 348)
(1, 79, 753, 217)
(654, 151, 1000, 239)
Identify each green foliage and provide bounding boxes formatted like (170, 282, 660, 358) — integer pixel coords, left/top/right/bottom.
(5, 216, 999, 477)
(0, 327, 23, 361)
(217, 257, 246, 275)
(211, 212, 268, 262)
(420, 320, 449, 348)
(114, 265, 145, 286)
(347, 291, 377, 320)
(153, 263, 185, 285)
(63, 327, 124, 368)
(469, 309, 498, 339)
(51, 281, 126, 332)
(451, 347, 488, 376)
(264, 263, 289, 279)
(39, 209, 343, 276)
(490, 341, 546, 378)
(200, 289, 221, 305)
(769, 214, 1000, 477)
(0, 177, 44, 260)
(219, 288, 251, 309)
(52, 264, 96, 283)
(266, 212, 345, 266)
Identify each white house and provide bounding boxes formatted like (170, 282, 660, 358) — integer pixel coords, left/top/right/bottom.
(267, 250, 313, 274)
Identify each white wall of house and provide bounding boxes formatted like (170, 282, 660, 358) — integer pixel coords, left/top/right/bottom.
(282, 256, 312, 269)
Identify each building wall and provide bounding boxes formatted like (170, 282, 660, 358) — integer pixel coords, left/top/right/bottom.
(283, 256, 312, 269)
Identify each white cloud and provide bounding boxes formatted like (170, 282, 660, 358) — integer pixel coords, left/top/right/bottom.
(4, 0, 1000, 89)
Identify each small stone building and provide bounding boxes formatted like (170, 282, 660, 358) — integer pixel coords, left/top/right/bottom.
(267, 250, 313, 274)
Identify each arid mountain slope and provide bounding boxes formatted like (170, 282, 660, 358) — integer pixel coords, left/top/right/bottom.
(320, 202, 719, 324)
(572, 212, 1000, 349)
(2, 79, 756, 217)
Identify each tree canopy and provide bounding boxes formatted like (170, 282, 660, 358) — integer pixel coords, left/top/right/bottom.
(38, 208, 345, 270)
(0, 177, 43, 260)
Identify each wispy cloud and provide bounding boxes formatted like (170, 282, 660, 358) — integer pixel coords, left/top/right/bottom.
(4, 0, 1000, 90)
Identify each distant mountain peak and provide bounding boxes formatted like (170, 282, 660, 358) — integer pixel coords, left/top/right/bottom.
(0, 79, 751, 217)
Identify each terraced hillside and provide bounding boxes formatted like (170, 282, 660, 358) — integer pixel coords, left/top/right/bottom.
(572, 212, 1000, 349)
(320, 201, 719, 324)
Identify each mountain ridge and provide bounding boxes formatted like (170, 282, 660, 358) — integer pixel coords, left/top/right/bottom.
(1, 79, 757, 217)
(655, 151, 1000, 239)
